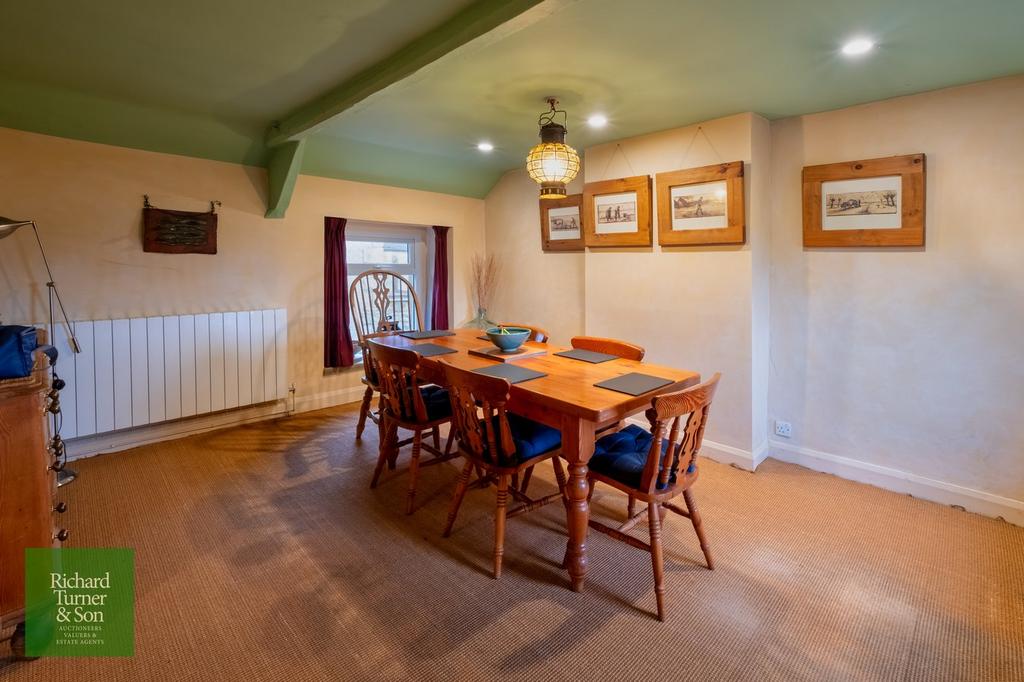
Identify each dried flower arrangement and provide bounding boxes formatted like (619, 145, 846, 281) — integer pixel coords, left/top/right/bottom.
(470, 253, 500, 312)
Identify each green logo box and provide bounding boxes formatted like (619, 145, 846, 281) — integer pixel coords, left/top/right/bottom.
(25, 548, 135, 657)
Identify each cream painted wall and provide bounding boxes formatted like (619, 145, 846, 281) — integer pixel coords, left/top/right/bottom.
(583, 113, 767, 455)
(484, 169, 584, 343)
(5, 73, 1022, 518)
(768, 75, 1024, 503)
(0, 127, 485, 410)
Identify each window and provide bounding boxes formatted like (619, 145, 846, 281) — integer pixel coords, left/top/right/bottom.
(345, 223, 429, 350)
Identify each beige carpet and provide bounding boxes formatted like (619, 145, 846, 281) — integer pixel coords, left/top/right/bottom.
(2, 403, 1022, 681)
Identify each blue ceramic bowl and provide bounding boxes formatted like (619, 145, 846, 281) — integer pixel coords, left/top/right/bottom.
(485, 326, 531, 353)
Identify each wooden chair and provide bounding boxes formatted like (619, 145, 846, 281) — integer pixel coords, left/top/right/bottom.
(349, 270, 424, 440)
(440, 361, 569, 579)
(570, 335, 645, 361)
(367, 340, 456, 514)
(586, 373, 721, 621)
(572, 335, 647, 441)
(499, 323, 549, 343)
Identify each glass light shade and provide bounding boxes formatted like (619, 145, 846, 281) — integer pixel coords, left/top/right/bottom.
(526, 141, 580, 199)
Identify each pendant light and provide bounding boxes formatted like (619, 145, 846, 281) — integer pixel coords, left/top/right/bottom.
(526, 98, 580, 199)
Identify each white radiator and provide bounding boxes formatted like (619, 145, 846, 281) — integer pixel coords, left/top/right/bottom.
(46, 309, 288, 439)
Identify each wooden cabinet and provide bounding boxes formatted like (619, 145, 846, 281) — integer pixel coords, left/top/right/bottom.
(0, 340, 65, 657)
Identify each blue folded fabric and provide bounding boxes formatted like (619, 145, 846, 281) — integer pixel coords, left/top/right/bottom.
(480, 413, 561, 463)
(419, 385, 452, 421)
(590, 424, 693, 490)
(0, 325, 37, 380)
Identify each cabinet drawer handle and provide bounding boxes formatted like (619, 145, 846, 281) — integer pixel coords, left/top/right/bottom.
(54, 528, 69, 542)
(53, 502, 68, 514)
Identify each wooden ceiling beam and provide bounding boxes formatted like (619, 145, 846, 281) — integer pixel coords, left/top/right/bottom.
(264, 0, 545, 149)
(264, 139, 306, 219)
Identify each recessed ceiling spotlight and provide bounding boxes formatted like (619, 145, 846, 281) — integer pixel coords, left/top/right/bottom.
(587, 114, 608, 128)
(841, 37, 874, 57)
(477, 141, 494, 152)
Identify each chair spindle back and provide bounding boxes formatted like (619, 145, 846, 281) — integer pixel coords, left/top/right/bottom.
(640, 374, 721, 493)
(368, 341, 429, 423)
(440, 362, 519, 467)
(349, 270, 424, 342)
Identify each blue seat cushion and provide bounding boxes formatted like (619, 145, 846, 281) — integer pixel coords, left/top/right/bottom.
(481, 413, 561, 463)
(419, 385, 452, 421)
(590, 424, 694, 490)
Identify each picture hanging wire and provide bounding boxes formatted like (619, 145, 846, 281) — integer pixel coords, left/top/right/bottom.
(600, 143, 637, 180)
(679, 125, 725, 167)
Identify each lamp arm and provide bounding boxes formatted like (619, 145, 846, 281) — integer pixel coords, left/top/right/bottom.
(0, 220, 80, 353)
(29, 222, 81, 354)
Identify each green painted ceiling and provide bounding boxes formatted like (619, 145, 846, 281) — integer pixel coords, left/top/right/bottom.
(0, 0, 475, 165)
(3, 0, 1024, 197)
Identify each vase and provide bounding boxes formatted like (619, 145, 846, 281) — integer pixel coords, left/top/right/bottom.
(465, 306, 497, 330)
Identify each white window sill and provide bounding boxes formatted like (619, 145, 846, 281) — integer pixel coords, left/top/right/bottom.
(323, 350, 363, 375)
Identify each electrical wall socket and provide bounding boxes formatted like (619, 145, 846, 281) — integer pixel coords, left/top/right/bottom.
(774, 420, 792, 438)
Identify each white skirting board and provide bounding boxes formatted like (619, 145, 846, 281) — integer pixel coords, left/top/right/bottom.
(625, 417, 1022, 526)
(65, 384, 367, 461)
(767, 439, 1024, 527)
(66, 400, 290, 460)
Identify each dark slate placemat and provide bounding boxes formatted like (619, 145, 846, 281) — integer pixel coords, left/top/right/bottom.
(472, 364, 547, 384)
(412, 343, 458, 357)
(594, 372, 674, 396)
(400, 330, 455, 339)
(553, 348, 618, 364)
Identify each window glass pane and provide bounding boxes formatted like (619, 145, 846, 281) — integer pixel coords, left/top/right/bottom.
(344, 226, 426, 357)
(347, 239, 411, 265)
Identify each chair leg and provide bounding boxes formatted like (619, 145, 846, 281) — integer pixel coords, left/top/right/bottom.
(683, 489, 714, 570)
(587, 477, 595, 503)
(627, 495, 635, 519)
(648, 502, 666, 622)
(370, 415, 392, 489)
(355, 386, 374, 439)
(551, 458, 569, 509)
(494, 475, 509, 579)
(406, 431, 423, 515)
(431, 425, 441, 451)
(520, 466, 534, 495)
(443, 460, 474, 537)
(444, 426, 455, 455)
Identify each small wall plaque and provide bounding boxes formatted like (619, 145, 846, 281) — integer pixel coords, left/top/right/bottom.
(142, 197, 219, 254)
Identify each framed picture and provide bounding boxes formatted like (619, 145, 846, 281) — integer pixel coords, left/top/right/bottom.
(540, 194, 584, 251)
(803, 154, 925, 247)
(583, 175, 652, 247)
(656, 161, 744, 246)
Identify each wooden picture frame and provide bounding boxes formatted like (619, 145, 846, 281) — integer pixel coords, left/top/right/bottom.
(583, 175, 652, 247)
(803, 153, 925, 247)
(540, 194, 584, 251)
(656, 161, 744, 246)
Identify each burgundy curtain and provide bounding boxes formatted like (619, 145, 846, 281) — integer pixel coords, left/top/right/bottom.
(430, 225, 451, 330)
(324, 217, 355, 368)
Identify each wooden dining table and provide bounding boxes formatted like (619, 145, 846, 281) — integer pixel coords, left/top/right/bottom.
(372, 328, 700, 592)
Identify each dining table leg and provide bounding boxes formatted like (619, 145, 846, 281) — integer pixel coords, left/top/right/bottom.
(561, 415, 596, 592)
